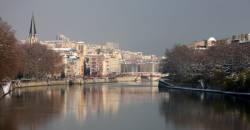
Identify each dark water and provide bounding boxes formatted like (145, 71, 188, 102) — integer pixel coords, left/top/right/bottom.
(1, 82, 250, 130)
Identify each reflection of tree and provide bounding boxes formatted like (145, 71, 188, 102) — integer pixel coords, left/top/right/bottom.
(0, 83, 158, 130)
(160, 92, 250, 130)
(0, 88, 65, 130)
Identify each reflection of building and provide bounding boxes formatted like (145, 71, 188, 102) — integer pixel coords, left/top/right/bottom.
(61, 85, 122, 121)
(0, 83, 159, 129)
(62, 83, 158, 121)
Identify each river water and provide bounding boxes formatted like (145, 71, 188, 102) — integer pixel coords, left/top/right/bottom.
(1, 82, 250, 130)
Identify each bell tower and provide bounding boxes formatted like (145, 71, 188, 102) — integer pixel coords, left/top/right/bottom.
(27, 13, 39, 44)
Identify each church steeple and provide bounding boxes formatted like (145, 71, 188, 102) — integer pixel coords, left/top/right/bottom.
(27, 13, 39, 45)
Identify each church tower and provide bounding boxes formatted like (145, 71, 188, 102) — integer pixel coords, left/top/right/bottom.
(27, 14, 39, 44)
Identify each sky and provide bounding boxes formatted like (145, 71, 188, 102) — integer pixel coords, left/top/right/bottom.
(1, 0, 250, 55)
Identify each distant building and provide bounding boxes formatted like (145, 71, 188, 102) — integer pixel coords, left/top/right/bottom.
(105, 42, 119, 49)
(214, 33, 250, 45)
(121, 63, 139, 73)
(102, 55, 121, 76)
(64, 54, 81, 77)
(43, 35, 88, 78)
(40, 34, 160, 77)
(85, 54, 121, 77)
(206, 37, 217, 47)
(231, 33, 250, 44)
(139, 62, 159, 73)
(188, 37, 216, 50)
(187, 40, 206, 50)
(85, 54, 105, 77)
(121, 62, 159, 74)
(26, 14, 39, 44)
(216, 38, 231, 45)
(187, 34, 250, 49)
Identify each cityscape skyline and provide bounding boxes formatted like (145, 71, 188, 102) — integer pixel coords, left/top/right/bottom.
(2, 1, 250, 130)
(1, 0, 250, 55)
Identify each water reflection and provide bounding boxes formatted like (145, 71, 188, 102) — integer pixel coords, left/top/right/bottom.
(0, 87, 65, 130)
(160, 91, 250, 130)
(62, 83, 158, 122)
(0, 83, 158, 130)
(1, 83, 250, 130)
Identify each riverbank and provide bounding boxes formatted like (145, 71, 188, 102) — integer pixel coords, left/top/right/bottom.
(164, 71, 250, 93)
(21, 76, 141, 87)
(0, 77, 160, 98)
(158, 79, 250, 98)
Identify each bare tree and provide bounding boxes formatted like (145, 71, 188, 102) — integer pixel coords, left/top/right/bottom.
(20, 43, 64, 80)
(0, 18, 22, 81)
(161, 42, 250, 91)
(162, 45, 199, 81)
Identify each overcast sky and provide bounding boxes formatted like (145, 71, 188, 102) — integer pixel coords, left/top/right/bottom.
(1, 0, 250, 55)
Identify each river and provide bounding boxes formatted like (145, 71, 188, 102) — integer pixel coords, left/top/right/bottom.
(0, 82, 250, 130)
